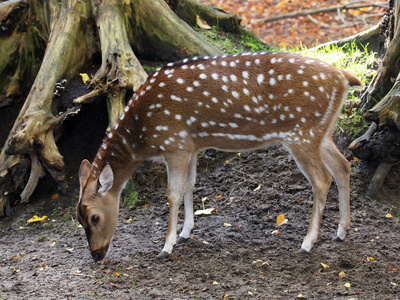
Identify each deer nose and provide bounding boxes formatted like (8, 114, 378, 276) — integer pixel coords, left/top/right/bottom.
(91, 248, 107, 262)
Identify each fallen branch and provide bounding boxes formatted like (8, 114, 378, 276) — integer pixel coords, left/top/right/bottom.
(263, 2, 387, 23)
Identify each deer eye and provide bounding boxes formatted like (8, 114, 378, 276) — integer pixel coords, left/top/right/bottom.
(91, 215, 100, 225)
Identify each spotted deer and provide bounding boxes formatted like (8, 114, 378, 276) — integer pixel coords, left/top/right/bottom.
(77, 51, 362, 261)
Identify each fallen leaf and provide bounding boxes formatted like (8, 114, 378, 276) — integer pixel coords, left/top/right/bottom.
(212, 281, 220, 285)
(339, 271, 347, 278)
(320, 262, 330, 269)
(223, 222, 232, 227)
(194, 207, 215, 216)
(196, 15, 211, 30)
(65, 248, 74, 253)
(353, 157, 359, 162)
(277, 214, 288, 226)
(385, 213, 393, 218)
(344, 282, 351, 288)
(110, 282, 120, 289)
(389, 266, 400, 272)
(253, 184, 261, 191)
(51, 194, 60, 199)
(215, 194, 223, 199)
(367, 256, 375, 261)
(27, 215, 48, 224)
(391, 282, 399, 286)
(79, 73, 90, 84)
(10, 256, 21, 261)
(298, 293, 305, 298)
(223, 293, 231, 299)
(114, 272, 120, 277)
(144, 203, 149, 208)
(271, 230, 281, 235)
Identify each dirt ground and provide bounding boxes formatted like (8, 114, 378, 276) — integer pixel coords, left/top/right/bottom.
(1, 78, 400, 299)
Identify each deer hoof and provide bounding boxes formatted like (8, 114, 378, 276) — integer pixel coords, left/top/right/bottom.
(156, 251, 170, 259)
(176, 236, 188, 244)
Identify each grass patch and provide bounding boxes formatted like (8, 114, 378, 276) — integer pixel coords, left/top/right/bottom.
(123, 180, 140, 208)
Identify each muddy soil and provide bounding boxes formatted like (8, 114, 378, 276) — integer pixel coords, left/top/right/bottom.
(1, 80, 400, 299)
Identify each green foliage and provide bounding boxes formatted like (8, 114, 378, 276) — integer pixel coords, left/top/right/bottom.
(299, 41, 376, 85)
(143, 65, 160, 74)
(123, 180, 139, 208)
(200, 26, 269, 54)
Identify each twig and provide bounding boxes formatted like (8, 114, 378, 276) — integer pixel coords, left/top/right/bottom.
(263, 2, 387, 23)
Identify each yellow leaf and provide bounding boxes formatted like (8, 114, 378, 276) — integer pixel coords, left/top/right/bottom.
(79, 73, 90, 84)
(223, 293, 231, 299)
(51, 194, 60, 199)
(353, 157, 359, 162)
(27, 215, 48, 224)
(144, 204, 149, 208)
(212, 281, 220, 285)
(277, 214, 288, 226)
(271, 230, 281, 235)
(114, 272, 120, 277)
(386, 213, 393, 218)
(320, 262, 330, 269)
(339, 271, 347, 278)
(298, 294, 305, 298)
(215, 194, 223, 199)
(253, 184, 261, 191)
(223, 222, 232, 227)
(196, 15, 211, 30)
(194, 208, 215, 216)
(367, 256, 375, 261)
(344, 282, 351, 288)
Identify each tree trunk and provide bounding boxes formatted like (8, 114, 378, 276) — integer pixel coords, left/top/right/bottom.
(0, 0, 232, 216)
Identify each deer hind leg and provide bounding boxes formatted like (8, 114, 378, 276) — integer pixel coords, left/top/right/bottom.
(285, 144, 333, 252)
(177, 152, 198, 243)
(321, 137, 351, 240)
(159, 151, 192, 257)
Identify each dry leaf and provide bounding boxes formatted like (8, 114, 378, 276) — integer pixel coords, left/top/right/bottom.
(27, 215, 48, 224)
(196, 15, 211, 29)
(79, 73, 90, 84)
(212, 281, 220, 285)
(320, 262, 330, 269)
(51, 194, 60, 199)
(385, 213, 393, 218)
(367, 256, 375, 261)
(339, 271, 347, 278)
(223, 222, 232, 227)
(223, 293, 231, 299)
(253, 184, 261, 191)
(194, 208, 215, 216)
(344, 282, 351, 288)
(215, 194, 223, 199)
(271, 230, 281, 235)
(277, 214, 288, 226)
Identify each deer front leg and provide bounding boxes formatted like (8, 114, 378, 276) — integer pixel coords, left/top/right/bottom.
(177, 153, 198, 243)
(158, 151, 191, 258)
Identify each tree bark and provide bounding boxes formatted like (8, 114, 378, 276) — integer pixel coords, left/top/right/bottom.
(0, 0, 224, 216)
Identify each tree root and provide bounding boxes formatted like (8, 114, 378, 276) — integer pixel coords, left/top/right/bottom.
(367, 162, 394, 199)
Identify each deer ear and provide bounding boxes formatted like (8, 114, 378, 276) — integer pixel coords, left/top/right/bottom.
(79, 159, 92, 188)
(98, 165, 114, 193)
